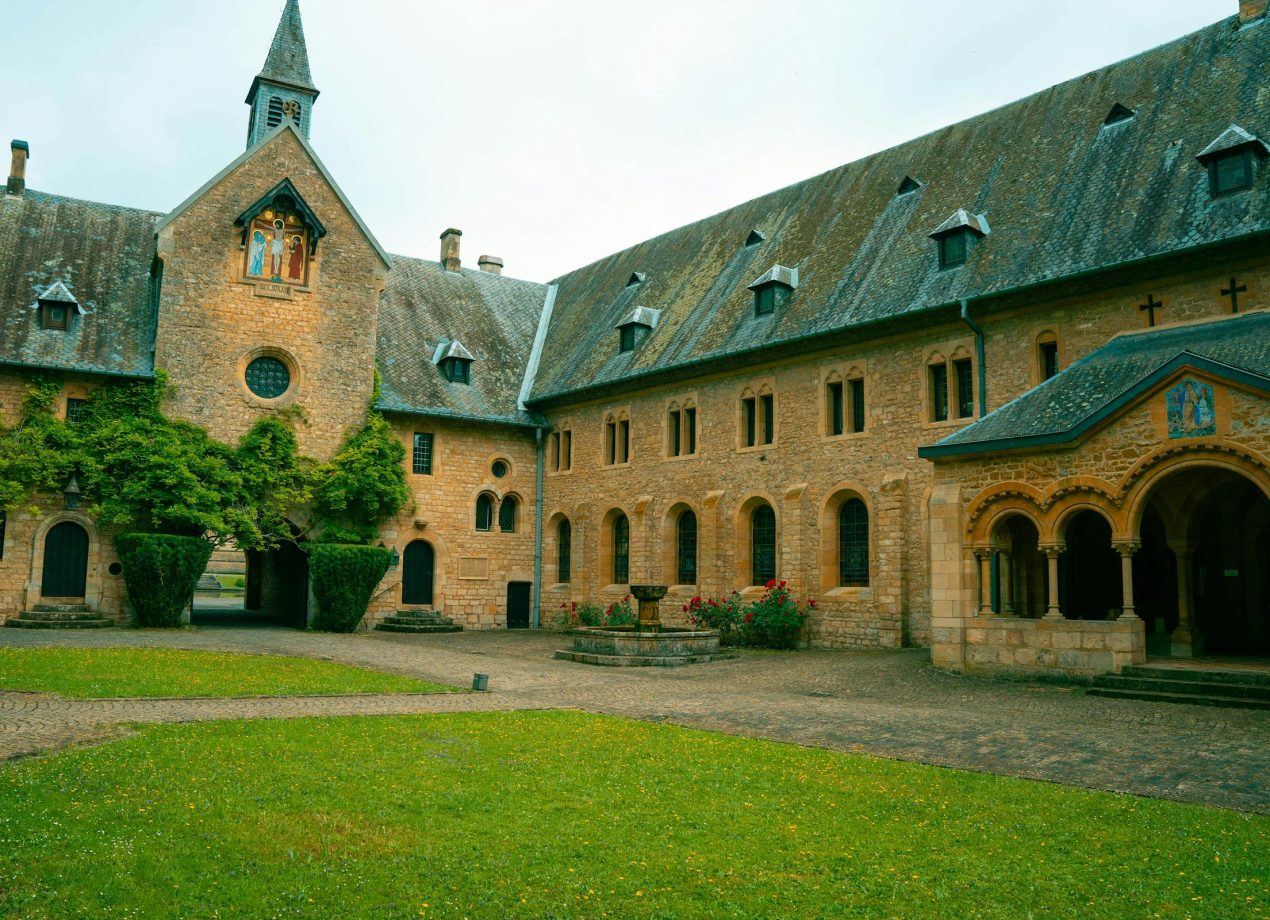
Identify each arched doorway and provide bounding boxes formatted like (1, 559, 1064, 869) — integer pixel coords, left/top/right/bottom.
(995, 515, 1046, 618)
(1059, 511, 1121, 620)
(42, 521, 89, 598)
(1137, 466, 1270, 657)
(402, 540, 435, 606)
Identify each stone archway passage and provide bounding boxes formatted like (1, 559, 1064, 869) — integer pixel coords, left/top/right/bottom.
(41, 521, 89, 598)
(1059, 511, 1121, 620)
(402, 541, 435, 606)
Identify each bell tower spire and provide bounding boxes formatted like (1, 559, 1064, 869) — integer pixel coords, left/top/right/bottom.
(245, 0, 319, 149)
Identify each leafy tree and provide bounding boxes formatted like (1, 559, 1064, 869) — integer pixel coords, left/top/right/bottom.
(314, 411, 410, 545)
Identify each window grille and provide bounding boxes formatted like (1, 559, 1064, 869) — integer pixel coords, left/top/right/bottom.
(939, 232, 968, 269)
(245, 356, 290, 399)
(476, 494, 494, 532)
(849, 378, 866, 433)
(1211, 152, 1253, 196)
(558, 519, 571, 583)
(954, 358, 975, 418)
(613, 514, 630, 584)
(499, 496, 517, 533)
(751, 504, 776, 585)
(65, 398, 87, 425)
(412, 433, 434, 475)
(838, 499, 870, 587)
(677, 511, 698, 586)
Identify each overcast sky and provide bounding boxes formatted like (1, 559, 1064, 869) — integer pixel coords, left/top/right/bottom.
(2, 0, 1236, 282)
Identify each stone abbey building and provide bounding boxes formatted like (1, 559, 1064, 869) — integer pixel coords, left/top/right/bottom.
(1, 0, 1268, 678)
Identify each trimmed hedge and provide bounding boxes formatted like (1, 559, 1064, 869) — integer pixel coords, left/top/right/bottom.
(309, 543, 392, 633)
(116, 533, 214, 628)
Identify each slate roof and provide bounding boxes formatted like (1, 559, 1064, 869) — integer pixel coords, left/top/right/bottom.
(919, 312, 1270, 458)
(529, 14, 1270, 404)
(0, 190, 159, 378)
(252, 0, 316, 95)
(375, 256, 550, 426)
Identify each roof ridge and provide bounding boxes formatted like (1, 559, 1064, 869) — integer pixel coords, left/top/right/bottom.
(22, 188, 164, 218)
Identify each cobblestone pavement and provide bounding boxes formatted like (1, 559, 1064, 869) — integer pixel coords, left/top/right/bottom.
(2, 626, 1268, 814)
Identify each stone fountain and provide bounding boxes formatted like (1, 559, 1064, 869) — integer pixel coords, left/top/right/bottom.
(554, 584, 737, 667)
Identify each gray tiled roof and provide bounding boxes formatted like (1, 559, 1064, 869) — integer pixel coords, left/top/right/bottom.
(0, 190, 159, 378)
(920, 312, 1270, 458)
(529, 14, 1270, 404)
(617, 305, 660, 330)
(375, 256, 550, 426)
(1196, 124, 1267, 161)
(257, 0, 315, 93)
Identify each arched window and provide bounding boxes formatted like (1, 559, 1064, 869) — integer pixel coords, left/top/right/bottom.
(613, 513, 630, 584)
(751, 504, 776, 585)
(558, 519, 572, 583)
(499, 495, 518, 533)
(838, 499, 869, 587)
(676, 510, 697, 585)
(475, 494, 494, 532)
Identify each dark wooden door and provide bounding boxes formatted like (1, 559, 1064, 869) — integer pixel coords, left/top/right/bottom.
(402, 541, 435, 606)
(42, 521, 89, 598)
(507, 582, 531, 629)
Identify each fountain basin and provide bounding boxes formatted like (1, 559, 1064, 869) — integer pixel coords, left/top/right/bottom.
(555, 626, 737, 668)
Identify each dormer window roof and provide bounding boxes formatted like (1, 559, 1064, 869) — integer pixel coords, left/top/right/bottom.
(748, 264, 798, 316)
(929, 210, 990, 270)
(627, 272, 646, 287)
(745, 229, 766, 247)
(616, 305, 660, 353)
(1102, 103, 1135, 127)
(433, 339, 474, 384)
(1196, 125, 1269, 197)
(34, 281, 81, 331)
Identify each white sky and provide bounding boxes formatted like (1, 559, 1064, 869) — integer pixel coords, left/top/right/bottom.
(2, 0, 1236, 282)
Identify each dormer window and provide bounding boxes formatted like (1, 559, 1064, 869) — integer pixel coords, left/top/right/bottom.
(745, 229, 766, 247)
(1196, 125, 1269, 197)
(616, 306, 659, 353)
(897, 176, 923, 196)
(929, 210, 989, 270)
(1102, 103, 1135, 127)
(35, 281, 79, 331)
(747, 265, 798, 317)
(627, 272, 646, 287)
(434, 339, 474, 385)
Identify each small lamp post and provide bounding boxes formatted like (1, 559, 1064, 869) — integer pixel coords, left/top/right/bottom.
(62, 473, 81, 511)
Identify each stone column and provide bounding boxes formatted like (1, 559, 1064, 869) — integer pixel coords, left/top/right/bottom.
(702, 491, 725, 599)
(1041, 545, 1064, 620)
(999, 552, 1016, 617)
(975, 549, 993, 617)
(1167, 540, 1202, 657)
(1113, 541, 1140, 620)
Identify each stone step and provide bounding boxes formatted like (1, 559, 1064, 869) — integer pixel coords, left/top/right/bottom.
(386, 611, 454, 625)
(1120, 664, 1270, 688)
(554, 649, 739, 668)
(31, 603, 90, 614)
(196, 574, 222, 590)
(6, 615, 114, 630)
(1085, 687, 1270, 711)
(21, 610, 104, 622)
(375, 622, 463, 634)
(1092, 674, 1270, 703)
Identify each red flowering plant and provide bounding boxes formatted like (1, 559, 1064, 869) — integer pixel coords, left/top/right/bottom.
(683, 591, 746, 646)
(603, 594, 636, 627)
(742, 580, 812, 649)
(553, 601, 577, 629)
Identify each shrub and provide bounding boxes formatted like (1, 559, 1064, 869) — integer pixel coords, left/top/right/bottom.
(116, 533, 214, 628)
(554, 602, 576, 629)
(576, 603, 603, 627)
(603, 595, 636, 627)
(684, 591, 746, 645)
(308, 543, 392, 633)
(741, 581, 814, 649)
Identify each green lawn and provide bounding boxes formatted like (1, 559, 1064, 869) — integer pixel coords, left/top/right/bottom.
(0, 711, 1265, 919)
(0, 647, 454, 698)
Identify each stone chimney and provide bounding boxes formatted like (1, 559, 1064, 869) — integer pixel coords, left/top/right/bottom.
(440, 228, 462, 272)
(1241, 0, 1267, 24)
(7, 140, 29, 196)
(478, 255, 504, 275)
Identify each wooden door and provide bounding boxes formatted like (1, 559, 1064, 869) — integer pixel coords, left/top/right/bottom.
(42, 521, 89, 598)
(506, 582, 531, 629)
(402, 541, 435, 606)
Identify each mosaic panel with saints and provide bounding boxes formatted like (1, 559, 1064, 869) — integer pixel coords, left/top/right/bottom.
(244, 208, 308, 285)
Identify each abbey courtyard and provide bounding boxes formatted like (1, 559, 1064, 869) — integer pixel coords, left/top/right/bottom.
(3, 0, 1268, 682)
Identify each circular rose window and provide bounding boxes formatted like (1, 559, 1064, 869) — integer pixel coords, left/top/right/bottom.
(244, 356, 291, 399)
(491, 460, 509, 478)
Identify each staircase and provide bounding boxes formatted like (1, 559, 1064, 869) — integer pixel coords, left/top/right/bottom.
(1088, 663, 1270, 710)
(195, 547, 247, 596)
(5, 604, 114, 630)
(376, 610, 463, 634)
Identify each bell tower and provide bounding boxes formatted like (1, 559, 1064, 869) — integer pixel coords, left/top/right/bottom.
(245, 0, 319, 149)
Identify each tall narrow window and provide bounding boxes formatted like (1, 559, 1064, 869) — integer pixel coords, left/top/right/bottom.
(827, 381, 844, 436)
(550, 432, 561, 471)
(668, 409, 682, 456)
(838, 499, 870, 587)
(849, 377, 866, 433)
(558, 519, 572, 583)
(498, 496, 518, 533)
(1039, 339, 1059, 381)
(613, 514, 630, 584)
(760, 393, 775, 445)
(619, 325, 637, 353)
(618, 419, 630, 463)
(954, 358, 974, 419)
(475, 494, 494, 532)
(412, 432, 434, 475)
(751, 504, 777, 585)
(743, 397, 757, 447)
(930, 364, 949, 422)
(685, 407, 697, 455)
(605, 420, 617, 465)
(677, 511, 698, 585)
(562, 431, 573, 471)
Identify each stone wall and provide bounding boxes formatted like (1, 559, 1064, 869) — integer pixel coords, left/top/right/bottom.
(962, 616, 1145, 680)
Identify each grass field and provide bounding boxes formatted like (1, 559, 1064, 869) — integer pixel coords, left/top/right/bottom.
(0, 710, 1265, 918)
(0, 647, 454, 698)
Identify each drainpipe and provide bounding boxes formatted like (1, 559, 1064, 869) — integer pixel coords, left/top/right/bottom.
(532, 426, 544, 628)
(960, 298, 988, 416)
